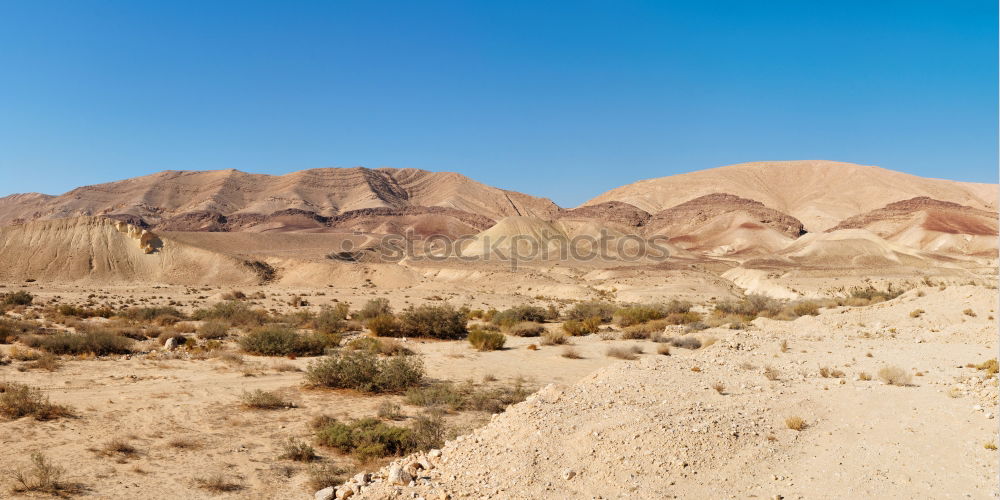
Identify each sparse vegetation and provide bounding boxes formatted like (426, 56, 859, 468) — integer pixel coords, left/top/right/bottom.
(963, 308, 977, 317)
(197, 321, 230, 339)
(398, 304, 468, 339)
(2, 291, 34, 307)
(858, 372, 872, 381)
(909, 309, 924, 318)
(878, 365, 912, 386)
(279, 438, 318, 462)
(711, 382, 725, 394)
(377, 400, 403, 420)
(541, 331, 568, 345)
(193, 300, 269, 326)
(507, 321, 545, 337)
(239, 389, 290, 409)
(562, 317, 601, 336)
(315, 303, 351, 334)
(468, 328, 506, 351)
(606, 345, 642, 360)
(785, 416, 806, 431)
(23, 330, 134, 355)
(492, 305, 549, 328)
(564, 301, 616, 322)
(656, 344, 671, 356)
(404, 379, 531, 413)
(239, 325, 339, 356)
(8, 452, 79, 495)
(0, 382, 73, 420)
(366, 314, 402, 337)
(975, 359, 998, 376)
(314, 417, 416, 461)
(305, 351, 424, 393)
(763, 365, 780, 381)
(561, 346, 582, 359)
(195, 473, 243, 493)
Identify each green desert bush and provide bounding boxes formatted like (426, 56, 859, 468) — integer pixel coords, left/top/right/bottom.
(491, 306, 548, 328)
(398, 304, 467, 339)
(314, 417, 415, 461)
(238, 325, 339, 356)
(714, 294, 782, 319)
(345, 337, 411, 356)
(305, 350, 424, 393)
(612, 302, 690, 327)
(23, 330, 133, 355)
(240, 389, 290, 409)
(315, 303, 351, 334)
(120, 306, 185, 324)
(468, 329, 506, 351)
(356, 298, 393, 321)
(405, 380, 530, 413)
(193, 301, 269, 327)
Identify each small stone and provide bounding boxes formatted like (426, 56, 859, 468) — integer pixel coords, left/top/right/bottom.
(314, 486, 335, 500)
(428, 449, 442, 458)
(562, 469, 576, 480)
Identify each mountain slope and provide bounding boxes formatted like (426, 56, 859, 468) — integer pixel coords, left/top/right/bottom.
(0, 167, 560, 227)
(583, 161, 998, 232)
(827, 197, 998, 256)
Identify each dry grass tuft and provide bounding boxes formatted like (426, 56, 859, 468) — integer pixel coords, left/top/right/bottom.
(785, 416, 806, 431)
(711, 382, 725, 394)
(877, 365, 912, 386)
(560, 346, 583, 359)
(858, 372, 872, 381)
(656, 344, 671, 356)
(606, 345, 642, 360)
(0, 382, 74, 420)
(278, 438, 318, 462)
(239, 389, 291, 410)
(195, 473, 243, 493)
(763, 366, 779, 381)
(541, 331, 569, 345)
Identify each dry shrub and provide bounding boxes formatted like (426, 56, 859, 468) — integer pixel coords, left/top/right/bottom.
(346, 337, 412, 356)
(24, 353, 60, 371)
(196, 473, 243, 493)
(711, 382, 725, 394)
(99, 438, 138, 458)
(357, 298, 393, 321)
(305, 351, 424, 393)
(398, 304, 467, 339)
(763, 365, 780, 381)
(975, 359, 998, 376)
(23, 330, 133, 355)
(858, 372, 872, 381)
(613, 305, 667, 327)
(193, 301, 268, 327)
(669, 336, 702, 350)
(272, 362, 301, 372)
(307, 463, 347, 491)
(8, 452, 81, 495)
(541, 331, 568, 345)
(468, 329, 506, 351)
(279, 438, 318, 462)
(963, 308, 977, 317)
(985, 441, 997, 451)
(606, 345, 642, 360)
(168, 437, 201, 449)
(909, 309, 924, 318)
(622, 319, 669, 337)
(405, 379, 530, 413)
(314, 417, 416, 461)
(564, 301, 616, 322)
(619, 328, 651, 340)
(785, 416, 806, 431)
(561, 346, 583, 359)
(878, 365, 912, 386)
(507, 321, 545, 337)
(197, 321, 230, 340)
(663, 311, 702, 325)
(791, 301, 820, 317)
(656, 344, 671, 356)
(491, 306, 549, 328)
(239, 389, 290, 409)
(377, 401, 403, 420)
(562, 317, 601, 336)
(366, 314, 402, 337)
(0, 382, 74, 420)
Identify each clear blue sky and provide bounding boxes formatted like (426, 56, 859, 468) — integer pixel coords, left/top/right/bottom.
(0, 1, 995, 207)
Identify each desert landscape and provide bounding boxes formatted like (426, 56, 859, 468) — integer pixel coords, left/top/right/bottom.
(0, 160, 997, 499)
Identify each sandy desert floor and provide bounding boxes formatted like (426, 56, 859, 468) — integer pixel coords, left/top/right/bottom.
(0, 279, 996, 499)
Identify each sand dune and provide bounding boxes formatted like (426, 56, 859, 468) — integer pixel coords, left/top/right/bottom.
(584, 161, 998, 232)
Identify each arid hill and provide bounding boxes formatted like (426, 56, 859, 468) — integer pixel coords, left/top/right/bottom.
(584, 161, 998, 232)
(827, 197, 998, 256)
(0, 167, 559, 228)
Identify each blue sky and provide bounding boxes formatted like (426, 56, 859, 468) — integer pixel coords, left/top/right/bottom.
(0, 1, 995, 207)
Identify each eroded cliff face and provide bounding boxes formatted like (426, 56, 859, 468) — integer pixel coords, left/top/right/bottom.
(113, 220, 162, 254)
